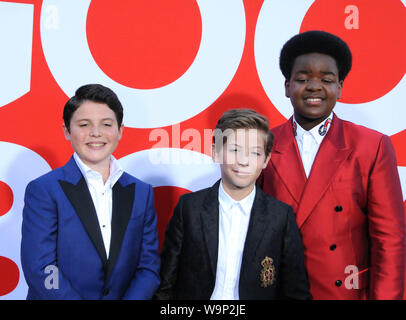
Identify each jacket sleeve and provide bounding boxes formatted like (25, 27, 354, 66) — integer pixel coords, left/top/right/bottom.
(279, 206, 312, 300)
(122, 185, 161, 300)
(21, 179, 83, 299)
(367, 134, 405, 299)
(154, 196, 184, 300)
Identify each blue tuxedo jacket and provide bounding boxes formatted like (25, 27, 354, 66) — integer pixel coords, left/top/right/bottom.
(21, 157, 160, 299)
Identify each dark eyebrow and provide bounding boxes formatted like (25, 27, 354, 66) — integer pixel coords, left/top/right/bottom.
(75, 118, 115, 122)
(295, 70, 310, 74)
(295, 70, 337, 77)
(295, 70, 336, 76)
(320, 71, 337, 76)
(228, 144, 264, 150)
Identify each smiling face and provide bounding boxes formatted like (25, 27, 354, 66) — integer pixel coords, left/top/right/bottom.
(213, 128, 270, 200)
(285, 52, 343, 131)
(63, 100, 123, 174)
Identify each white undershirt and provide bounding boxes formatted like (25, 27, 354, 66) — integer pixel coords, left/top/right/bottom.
(210, 180, 255, 300)
(73, 153, 123, 258)
(294, 113, 333, 178)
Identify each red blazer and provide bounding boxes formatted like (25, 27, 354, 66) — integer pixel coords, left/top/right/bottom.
(260, 114, 405, 300)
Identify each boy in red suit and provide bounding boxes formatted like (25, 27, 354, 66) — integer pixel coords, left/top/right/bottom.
(259, 30, 405, 299)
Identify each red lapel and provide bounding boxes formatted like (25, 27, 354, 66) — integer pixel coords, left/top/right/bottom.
(270, 118, 307, 206)
(295, 115, 353, 228)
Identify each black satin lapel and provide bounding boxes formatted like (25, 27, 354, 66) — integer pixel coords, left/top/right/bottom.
(59, 178, 108, 266)
(200, 183, 220, 278)
(241, 188, 269, 262)
(105, 182, 135, 278)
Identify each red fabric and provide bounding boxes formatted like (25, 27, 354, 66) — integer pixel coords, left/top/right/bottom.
(262, 115, 405, 300)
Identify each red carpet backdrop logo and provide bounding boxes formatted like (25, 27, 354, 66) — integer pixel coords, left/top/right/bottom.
(0, 0, 405, 299)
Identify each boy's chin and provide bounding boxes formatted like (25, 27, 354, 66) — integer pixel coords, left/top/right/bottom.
(228, 177, 256, 190)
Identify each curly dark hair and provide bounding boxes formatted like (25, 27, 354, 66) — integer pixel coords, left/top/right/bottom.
(279, 30, 352, 82)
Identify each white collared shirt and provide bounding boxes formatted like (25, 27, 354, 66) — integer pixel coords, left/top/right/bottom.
(294, 113, 333, 178)
(73, 153, 123, 258)
(210, 180, 256, 300)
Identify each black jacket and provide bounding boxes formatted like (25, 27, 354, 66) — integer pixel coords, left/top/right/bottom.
(155, 180, 311, 300)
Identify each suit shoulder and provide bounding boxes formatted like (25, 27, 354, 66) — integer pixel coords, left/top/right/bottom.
(120, 171, 151, 189)
(271, 121, 291, 136)
(119, 173, 157, 203)
(258, 187, 293, 213)
(27, 166, 64, 187)
(24, 167, 67, 201)
(174, 184, 220, 215)
(338, 118, 391, 154)
(340, 118, 385, 141)
(256, 188, 296, 229)
(178, 186, 212, 204)
(270, 121, 295, 149)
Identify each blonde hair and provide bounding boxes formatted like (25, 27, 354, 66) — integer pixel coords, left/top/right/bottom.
(213, 108, 273, 156)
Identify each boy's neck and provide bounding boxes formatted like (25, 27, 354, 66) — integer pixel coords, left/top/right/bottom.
(75, 154, 111, 184)
(221, 180, 255, 201)
(294, 113, 333, 132)
(96, 165, 110, 184)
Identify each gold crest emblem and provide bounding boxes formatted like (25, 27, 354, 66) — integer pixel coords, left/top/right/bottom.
(260, 256, 275, 287)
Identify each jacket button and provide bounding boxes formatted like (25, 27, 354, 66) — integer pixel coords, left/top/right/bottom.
(335, 205, 343, 212)
(329, 244, 337, 251)
(103, 288, 109, 296)
(335, 280, 342, 287)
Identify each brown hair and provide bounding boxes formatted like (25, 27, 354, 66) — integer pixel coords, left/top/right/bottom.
(213, 108, 273, 156)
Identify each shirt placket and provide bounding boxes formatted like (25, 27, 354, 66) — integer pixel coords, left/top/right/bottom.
(302, 132, 312, 177)
(223, 203, 241, 298)
(92, 176, 109, 257)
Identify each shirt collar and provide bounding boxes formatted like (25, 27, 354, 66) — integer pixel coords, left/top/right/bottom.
(218, 180, 256, 216)
(293, 112, 334, 145)
(73, 153, 123, 187)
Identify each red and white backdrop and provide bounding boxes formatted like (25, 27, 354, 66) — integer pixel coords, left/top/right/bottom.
(0, 0, 405, 299)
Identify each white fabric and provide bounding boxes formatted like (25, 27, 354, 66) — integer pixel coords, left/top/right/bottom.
(73, 153, 123, 258)
(210, 181, 255, 300)
(294, 113, 333, 177)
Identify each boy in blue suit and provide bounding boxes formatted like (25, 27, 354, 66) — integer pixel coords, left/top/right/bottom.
(21, 84, 160, 299)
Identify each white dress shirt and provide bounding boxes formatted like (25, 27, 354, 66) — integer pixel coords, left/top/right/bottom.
(294, 113, 333, 178)
(73, 153, 123, 258)
(210, 180, 256, 300)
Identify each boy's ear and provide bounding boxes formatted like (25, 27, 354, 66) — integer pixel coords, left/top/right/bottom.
(337, 80, 344, 99)
(211, 144, 219, 163)
(62, 124, 71, 141)
(118, 123, 124, 140)
(284, 80, 290, 98)
(262, 153, 271, 169)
